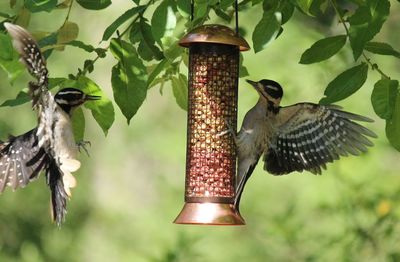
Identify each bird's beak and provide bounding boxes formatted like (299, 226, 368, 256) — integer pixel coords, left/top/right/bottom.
(246, 79, 261, 92)
(84, 94, 101, 101)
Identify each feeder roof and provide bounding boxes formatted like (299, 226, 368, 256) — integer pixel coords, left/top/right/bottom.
(179, 24, 250, 51)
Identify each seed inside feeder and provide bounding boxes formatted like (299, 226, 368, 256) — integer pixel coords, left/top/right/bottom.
(185, 44, 238, 200)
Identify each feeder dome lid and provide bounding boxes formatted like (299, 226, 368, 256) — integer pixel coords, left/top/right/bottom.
(179, 24, 250, 51)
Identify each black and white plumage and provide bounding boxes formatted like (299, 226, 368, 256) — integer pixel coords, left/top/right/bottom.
(234, 79, 376, 211)
(1, 23, 100, 225)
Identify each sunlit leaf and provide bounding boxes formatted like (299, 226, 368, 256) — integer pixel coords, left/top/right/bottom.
(110, 38, 147, 124)
(151, 1, 177, 43)
(300, 35, 347, 64)
(349, 0, 390, 60)
(57, 21, 79, 44)
(365, 41, 400, 58)
(102, 5, 145, 41)
(295, 0, 315, 15)
(320, 63, 368, 104)
(171, 73, 188, 111)
(24, 0, 57, 12)
(371, 79, 398, 120)
(76, 0, 111, 10)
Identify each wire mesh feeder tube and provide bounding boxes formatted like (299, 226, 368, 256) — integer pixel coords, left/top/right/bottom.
(174, 25, 249, 225)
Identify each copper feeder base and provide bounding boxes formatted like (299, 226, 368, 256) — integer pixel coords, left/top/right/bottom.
(174, 203, 245, 225)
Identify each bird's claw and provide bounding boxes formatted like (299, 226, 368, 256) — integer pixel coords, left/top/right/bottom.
(217, 119, 236, 138)
(77, 140, 91, 156)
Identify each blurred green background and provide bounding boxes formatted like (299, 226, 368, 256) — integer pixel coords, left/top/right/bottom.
(0, 1, 399, 261)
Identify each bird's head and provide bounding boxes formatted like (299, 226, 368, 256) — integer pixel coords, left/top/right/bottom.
(246, 79, 283, 107)
(55, 88, 101, 114)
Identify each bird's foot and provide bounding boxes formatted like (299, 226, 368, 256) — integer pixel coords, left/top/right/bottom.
(77, 140, 91, 156)
(217, 119, 237, 140)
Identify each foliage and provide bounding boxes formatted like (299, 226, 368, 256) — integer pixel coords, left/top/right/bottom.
(0, 0, 399, 151)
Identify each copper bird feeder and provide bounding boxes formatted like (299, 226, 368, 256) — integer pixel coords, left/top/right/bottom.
(174, 24, 250, 225)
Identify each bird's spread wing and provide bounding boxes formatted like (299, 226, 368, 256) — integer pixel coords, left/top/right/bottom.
(264, 103, 377, 175)
(5, 23, 57, 152)
(0, 129, 47, 193)
(4, 22, 49, 107)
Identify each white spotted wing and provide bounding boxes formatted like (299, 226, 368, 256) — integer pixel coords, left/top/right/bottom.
(264, 103, 377, 175)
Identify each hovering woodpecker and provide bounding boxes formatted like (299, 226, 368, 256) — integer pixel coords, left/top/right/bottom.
(0, 23, 100, 225)
(234, 79, 376, 211)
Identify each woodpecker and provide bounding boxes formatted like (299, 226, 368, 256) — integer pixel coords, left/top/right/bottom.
(234, 79, 376, 211)
(1, 23, 100, 225)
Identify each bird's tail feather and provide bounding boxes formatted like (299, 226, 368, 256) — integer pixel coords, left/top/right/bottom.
(46, 159, 68, 226)
(234, 162, 257, 212)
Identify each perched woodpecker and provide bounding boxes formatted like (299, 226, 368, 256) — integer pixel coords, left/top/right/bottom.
(1, 23, 100, 225)
(234, 79, 376, 211)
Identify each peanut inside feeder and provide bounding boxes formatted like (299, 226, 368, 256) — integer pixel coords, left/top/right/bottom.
(174, 25, 249, 225)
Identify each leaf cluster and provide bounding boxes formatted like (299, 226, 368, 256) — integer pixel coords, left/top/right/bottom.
(0, 0, 399, 151)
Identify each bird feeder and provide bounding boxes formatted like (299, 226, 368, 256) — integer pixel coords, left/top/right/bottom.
(174, 25, 250, 225)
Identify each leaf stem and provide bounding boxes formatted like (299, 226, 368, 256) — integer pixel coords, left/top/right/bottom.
(329, 0, 390, 80)
(62, 0, 74, 27)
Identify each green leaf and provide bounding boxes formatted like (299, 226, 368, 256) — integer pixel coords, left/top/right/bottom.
(135, 19, 163, 61)
(0, 89, 30, 107)
(349, 0, 390, 60)
(365, 41, 400, 58)
(151, 1, 177, 43)
(161, 36, 181, 61)
(66, 40, 96, 52)
(24, 0, 57, 12)
(57, 21, 79, 44)
(320, 63, 368, 104)
(239, 53, 249, 77)
(1, 23, 27, 80)
(299, 35, 347, 64)
(102, 5, 146, 41)
(37, 32, 58, 59)
(71, 107, 85, 141)
(76, 0, 111, 10)
(10, 0, 17, 8)
(252, 11, 281, 53)
(295, 0, 315, 15)
(0, 33, 13, 61)
(171, 73, 188, 110)
(64, 76, 115, 135)
(280, 0, 295, 24)
(386, 90, 400, 151)
(15, 7, 31, 28)
(1, 78, 66, 107)
(371, 79, 399, 120)
(110, 38, 148, 124)
(148, 59, 170, 86)
(177, 0, 191, 18)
